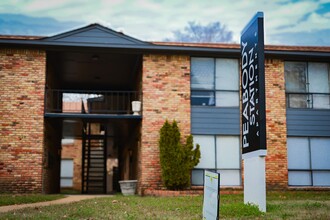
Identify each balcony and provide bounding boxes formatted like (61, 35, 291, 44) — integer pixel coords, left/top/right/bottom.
(286, 92, 330, 109)
(45, 89, 142, 115)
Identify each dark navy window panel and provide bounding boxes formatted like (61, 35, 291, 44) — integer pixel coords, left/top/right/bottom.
(287, 109, 330, 137)
(191, 106, 240, 135)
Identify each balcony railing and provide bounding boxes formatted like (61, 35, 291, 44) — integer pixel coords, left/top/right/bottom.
(286, 92, 330, 109)
(45, 89, 142, 115)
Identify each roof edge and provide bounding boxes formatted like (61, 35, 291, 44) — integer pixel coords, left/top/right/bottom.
(152, 42, 330, 53)
(42, 23, 150, 45)
(0, 38, 329, 58)
(0, 31, 329, 53)
(0, 35, 43, 40)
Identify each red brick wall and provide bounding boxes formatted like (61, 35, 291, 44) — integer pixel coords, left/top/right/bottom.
(0, 48, 46, 193)
(0, 48, 290, 193)
(265, 59, 288, 189)
(139, 54, 191, 194)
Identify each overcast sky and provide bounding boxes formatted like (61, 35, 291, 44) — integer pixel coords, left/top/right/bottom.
(0, 0, 330, 46)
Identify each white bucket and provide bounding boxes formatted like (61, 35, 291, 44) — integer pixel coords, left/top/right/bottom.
(119, 180, 137, 196)
(132, 101, 141, 115)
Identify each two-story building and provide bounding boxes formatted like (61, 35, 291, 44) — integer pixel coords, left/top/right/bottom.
(0, 24, 329, 194)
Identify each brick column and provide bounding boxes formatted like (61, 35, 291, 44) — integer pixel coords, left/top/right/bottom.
(139, 54, 191, 194)
(265, 59, 288, 189)
(0, 48, 46, 193)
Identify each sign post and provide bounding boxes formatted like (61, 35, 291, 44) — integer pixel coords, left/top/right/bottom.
(203, 170, 220, 220)
(240, 12, 267, 212)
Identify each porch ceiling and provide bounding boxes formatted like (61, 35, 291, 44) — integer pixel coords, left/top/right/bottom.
(50, 51, 141, 90)
(60, 117, 141, 140)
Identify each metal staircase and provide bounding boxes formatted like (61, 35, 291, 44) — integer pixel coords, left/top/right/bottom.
(82, 123, 106, 194)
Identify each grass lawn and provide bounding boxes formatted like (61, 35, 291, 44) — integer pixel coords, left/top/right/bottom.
(0, 191, 329, 219)
(0, 194, 64, 207)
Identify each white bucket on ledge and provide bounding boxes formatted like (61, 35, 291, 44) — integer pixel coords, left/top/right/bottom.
(132, 101, 141, 115)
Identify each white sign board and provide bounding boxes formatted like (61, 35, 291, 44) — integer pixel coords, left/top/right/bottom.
(203, 170, 220, 220)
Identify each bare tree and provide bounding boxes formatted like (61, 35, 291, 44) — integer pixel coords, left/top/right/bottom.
(166, 21, 233, 43)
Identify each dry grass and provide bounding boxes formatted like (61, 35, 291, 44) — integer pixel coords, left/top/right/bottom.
(0, 191, 329, 219)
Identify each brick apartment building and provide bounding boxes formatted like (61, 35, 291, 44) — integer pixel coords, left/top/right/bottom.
(0, 24, 329, 194)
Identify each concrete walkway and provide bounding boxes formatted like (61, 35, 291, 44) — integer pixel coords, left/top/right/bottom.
(0, 195, 112, 213)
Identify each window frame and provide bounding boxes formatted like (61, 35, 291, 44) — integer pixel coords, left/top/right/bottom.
(287, 136, 330, 186)
(191, 135, 242, 187)
(190, 57, 240, 107)
(285, 61, 330, 109)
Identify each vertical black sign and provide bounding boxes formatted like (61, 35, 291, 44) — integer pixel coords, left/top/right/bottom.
(241, 12, 267, 156)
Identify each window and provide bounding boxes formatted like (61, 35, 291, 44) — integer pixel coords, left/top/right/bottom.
(191, 58, 239, 107)
(285, 62, 330, 109)
(287, 137, 330, 186)
(191, 135, 241, 186)
(60, 159, 74, 187)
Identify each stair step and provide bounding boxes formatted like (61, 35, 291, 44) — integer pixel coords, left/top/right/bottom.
(87, 179, 104, 182)
(89, 175, 104, 181)
(86, 190, 104, 194)
(89, 150, 103, 152)
(88, 187, 104, 189)
(86, 171, 104, 173)
(82, 132, 107, 194)
(88, 184, 104, 187)
(86, 175, 105, 178)
(88, 187, 104, 190)
(87, 181, 104, 184)
(87, 176, 104, 179)
(87, 188, 104, 191)
(83, 157, 105, 160)
(83, 160, 104, 162)
(89, 157, 105, 160)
